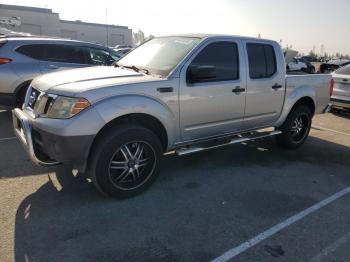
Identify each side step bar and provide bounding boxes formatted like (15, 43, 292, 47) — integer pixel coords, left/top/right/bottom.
(176, 130, 282, 156)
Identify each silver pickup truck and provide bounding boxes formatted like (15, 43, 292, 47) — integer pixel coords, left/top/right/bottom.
(13, 34, 332, 198)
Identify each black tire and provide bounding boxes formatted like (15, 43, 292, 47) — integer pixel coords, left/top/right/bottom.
(89, 125, 162, 198)
(276, 105, 312, 149)
(15, 84, 29, 108)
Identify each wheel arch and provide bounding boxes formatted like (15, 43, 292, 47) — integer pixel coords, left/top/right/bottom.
(84, 112, 169, 174)
(275, 92, 316, 127)
(93, 113, 169, 152)
(14, 79, 32, 106)
(291, 96, 315, 116)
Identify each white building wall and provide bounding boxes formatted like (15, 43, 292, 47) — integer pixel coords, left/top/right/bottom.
(59, 20, 132, 46)
(0, 4, 132, 46)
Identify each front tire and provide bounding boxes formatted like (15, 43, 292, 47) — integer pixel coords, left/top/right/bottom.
(89, 125, 162, 198)
(276, 105, 312, 149)
(15, 84, 30, 108)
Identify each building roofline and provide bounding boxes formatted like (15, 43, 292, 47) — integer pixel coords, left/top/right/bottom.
(0, 4, 54, 14)
(59, 20, 128, 29)
(0, 4, 129, 29)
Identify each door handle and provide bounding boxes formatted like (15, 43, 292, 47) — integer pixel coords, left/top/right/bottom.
(272, 84, 283, 90)
(232, 86, 246, 93)
(157, 87, 173, 93)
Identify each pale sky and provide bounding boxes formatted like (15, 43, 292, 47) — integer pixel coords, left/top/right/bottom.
(1, 0, 349, 55)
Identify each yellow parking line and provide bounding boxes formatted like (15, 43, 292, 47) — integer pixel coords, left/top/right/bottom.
(0, 137, 16, 142)
(312, 125, 350, 137)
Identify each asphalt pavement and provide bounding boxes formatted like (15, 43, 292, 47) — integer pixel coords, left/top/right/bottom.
(1, 109, 350, 262)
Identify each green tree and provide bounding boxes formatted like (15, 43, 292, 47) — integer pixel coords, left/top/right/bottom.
(308, 50, 318, 60)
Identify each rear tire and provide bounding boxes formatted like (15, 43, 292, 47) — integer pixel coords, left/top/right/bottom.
(276, 105, 312, 149)
(89, 125, 162, 198)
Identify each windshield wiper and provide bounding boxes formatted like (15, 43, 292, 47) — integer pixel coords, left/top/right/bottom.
(121, 65, 150, 75)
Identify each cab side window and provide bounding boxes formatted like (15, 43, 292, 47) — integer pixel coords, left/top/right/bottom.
(189, 41, 239, 82)
(247, 43, 276, 79)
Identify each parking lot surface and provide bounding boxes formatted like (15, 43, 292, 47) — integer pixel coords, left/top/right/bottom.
(1, 109, 350, 262)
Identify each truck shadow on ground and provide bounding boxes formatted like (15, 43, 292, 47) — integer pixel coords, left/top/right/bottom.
(0, 110, 14, 137)
(12, 136, 350, 262)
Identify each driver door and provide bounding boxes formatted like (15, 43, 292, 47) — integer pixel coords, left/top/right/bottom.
(179, 40, 246, 141)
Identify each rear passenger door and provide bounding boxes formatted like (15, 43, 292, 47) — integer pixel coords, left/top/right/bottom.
(39, 44, 89, 73)
(242, 41, 285, 129)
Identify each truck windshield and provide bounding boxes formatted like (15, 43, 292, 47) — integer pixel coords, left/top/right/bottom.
(117, 37, 200, 77)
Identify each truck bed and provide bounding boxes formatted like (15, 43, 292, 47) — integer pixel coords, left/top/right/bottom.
(285, 74, 332, 114)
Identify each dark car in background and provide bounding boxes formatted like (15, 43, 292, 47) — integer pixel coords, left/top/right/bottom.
(0, 36, 119, 108)
(320, 59, 350, 73)
(113, 47, 133, 59)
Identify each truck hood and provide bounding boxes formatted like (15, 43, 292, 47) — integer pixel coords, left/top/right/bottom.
(31, 66, 159, 95)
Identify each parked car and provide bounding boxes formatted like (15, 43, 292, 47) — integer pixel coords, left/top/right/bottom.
(113, 47, 132, 59)
(287, 58, 315, 73)
(320, 59, 350, 73)
(13, 34, 332, 198)
(300, 56, 317, 63)
(0, 36, 120, 108)
(331, 64, 350, 109)
(114, 45, 132, 49)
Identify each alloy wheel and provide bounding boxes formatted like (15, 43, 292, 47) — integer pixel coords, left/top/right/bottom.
(290, 113, 309, 142)
(108, 141, 156, 190)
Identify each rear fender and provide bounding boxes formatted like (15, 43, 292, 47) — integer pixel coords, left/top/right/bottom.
(275, 85, 316, 127)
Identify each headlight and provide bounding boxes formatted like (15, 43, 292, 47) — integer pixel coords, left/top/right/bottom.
(46, 96, 90, 119)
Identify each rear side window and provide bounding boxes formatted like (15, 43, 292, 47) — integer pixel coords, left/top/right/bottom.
(17, 44, 87, 64)
(247, 43, 276, 79)
(16, 45, 45, 60)
(190, 41, 239, 81)
(45, 44, 86, 64)
(335, 65, 350, 75)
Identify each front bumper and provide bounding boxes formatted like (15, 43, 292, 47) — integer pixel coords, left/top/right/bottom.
(12, 108, 95, 171)
(12, 108, 60, 166)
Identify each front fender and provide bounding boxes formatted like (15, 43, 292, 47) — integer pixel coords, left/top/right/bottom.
(93, 94, 177, 148)
(275, 85, 316, 127)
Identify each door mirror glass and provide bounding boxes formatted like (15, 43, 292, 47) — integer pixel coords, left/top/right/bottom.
(187, 65, 216, 83)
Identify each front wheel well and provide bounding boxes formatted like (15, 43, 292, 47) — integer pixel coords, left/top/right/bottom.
(291, 97, 315, 116)
(14, 80, 32, 107)
(92, 113, 168, 152)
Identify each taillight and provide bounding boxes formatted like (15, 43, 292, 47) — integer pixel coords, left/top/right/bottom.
(329, 78, 334, 97)
(0, 58, 12, 64)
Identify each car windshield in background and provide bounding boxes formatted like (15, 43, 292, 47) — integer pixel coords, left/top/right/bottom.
(335, 65, 350, 75)
(117, 37, 201, 77)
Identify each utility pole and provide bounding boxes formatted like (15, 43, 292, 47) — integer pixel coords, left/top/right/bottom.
(105, 8, 109, 47)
